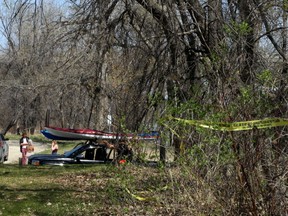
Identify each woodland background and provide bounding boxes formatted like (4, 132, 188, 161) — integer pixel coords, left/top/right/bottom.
(0, 0, 287, 215)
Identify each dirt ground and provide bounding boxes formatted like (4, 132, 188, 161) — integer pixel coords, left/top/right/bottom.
(4, 140, 50, 164)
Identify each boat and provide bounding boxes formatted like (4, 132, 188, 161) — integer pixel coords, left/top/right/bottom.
(41, 129, 78, 140)
(43, 126, 160, 141)
(44, 126, 119, 140)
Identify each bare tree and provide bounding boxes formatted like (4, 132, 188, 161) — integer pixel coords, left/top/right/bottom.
(0, 1, 287, 213)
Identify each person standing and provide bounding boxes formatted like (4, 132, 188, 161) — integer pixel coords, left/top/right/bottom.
(19, 133, 29, 165)
(51, 140, 58, 154)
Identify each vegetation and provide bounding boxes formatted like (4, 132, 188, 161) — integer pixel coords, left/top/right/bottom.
(0, 162, 225, 216)
(0, 1, 287, 215)
(6, 133, 51, 143)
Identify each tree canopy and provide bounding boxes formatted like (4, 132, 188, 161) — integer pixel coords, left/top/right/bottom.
(0, 1, 287, 214)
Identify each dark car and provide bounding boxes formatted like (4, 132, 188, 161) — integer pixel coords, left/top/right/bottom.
(28, 141, 115, 166)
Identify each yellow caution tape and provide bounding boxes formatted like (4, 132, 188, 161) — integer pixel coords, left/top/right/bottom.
(172, 117, 288, 131)
(125, 188, 156, 201)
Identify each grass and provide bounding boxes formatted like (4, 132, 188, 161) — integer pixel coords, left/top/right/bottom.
(0, 136, 168, 215)
(5, 133, 45, 142)
(0, 163, 165, 215)
(0, 164, 109, 215)
(0, 134, 222, 215)
(0, 161, 223, 215)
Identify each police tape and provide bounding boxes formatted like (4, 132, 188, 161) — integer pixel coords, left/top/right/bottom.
(125, 188, 156, 201)
(172, 117, 288, 131)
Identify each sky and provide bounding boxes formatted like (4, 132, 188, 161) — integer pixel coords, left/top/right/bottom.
(0, 0, 70, 53)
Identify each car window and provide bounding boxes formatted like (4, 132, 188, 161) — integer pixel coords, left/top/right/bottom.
(63, 145, 83, 157)
(81, 147, 107, 160)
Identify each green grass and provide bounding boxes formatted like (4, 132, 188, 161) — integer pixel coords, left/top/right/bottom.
(0, 160, 223, 215)
(0, 134, 223, 215)
(0, 163, 169, 216)
(5, 133, 49, 143)
(0, 164, 111, 216)
(0, 137, 168, 215)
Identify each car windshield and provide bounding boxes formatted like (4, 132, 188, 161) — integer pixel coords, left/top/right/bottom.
(63, 145, 83, 157)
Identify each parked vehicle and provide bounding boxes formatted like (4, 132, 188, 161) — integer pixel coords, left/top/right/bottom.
(0, 134, 9, 163)
(28, 140, 132, 166)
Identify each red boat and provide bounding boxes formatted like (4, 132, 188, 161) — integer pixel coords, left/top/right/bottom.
(44, 126, 125, 140)
(43, 126, 159, 141)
